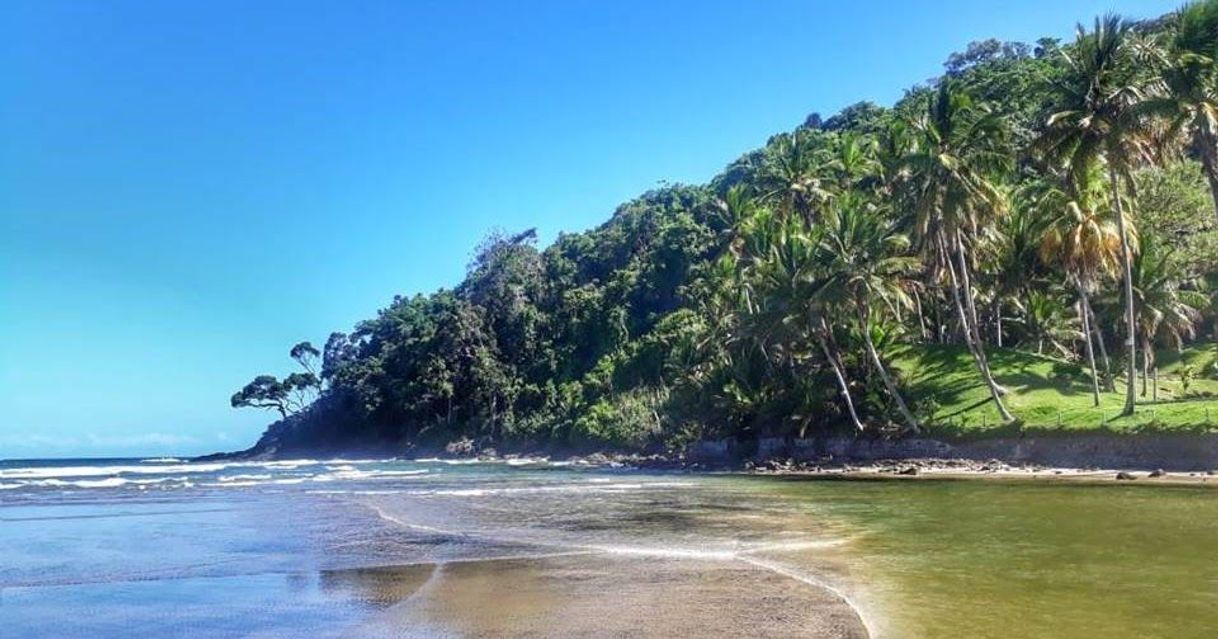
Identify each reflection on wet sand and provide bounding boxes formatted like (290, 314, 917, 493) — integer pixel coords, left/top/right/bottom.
(330, 554, 869, 638)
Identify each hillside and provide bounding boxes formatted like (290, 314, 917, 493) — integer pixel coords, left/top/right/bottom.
(228, 7, 1218, 459)
(898, 343, 1218, 438)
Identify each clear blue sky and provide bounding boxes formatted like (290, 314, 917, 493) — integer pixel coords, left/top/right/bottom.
(0, 0, 1171, 458)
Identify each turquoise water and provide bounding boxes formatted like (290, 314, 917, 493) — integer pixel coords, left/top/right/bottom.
(1, 457, 1215, 637)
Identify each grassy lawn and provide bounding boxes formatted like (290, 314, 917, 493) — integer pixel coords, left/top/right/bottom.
(893, 342, 1218, 438)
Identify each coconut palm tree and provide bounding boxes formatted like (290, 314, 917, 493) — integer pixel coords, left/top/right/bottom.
(1130, 230, 1208, 395)
(737, 205, 867, 432)
(1020, 288, 1080, 358)
(901, 80, 1015, 421)
(757, 129, 835, 224)
(1037, 14, 1153, 416)
(1040, 194, 1124, 405)
(991, 188, 1056, 348)
(825, 132, 882, 194)
(1145, 0, 1218, 224)
(814, 198, 922, 432)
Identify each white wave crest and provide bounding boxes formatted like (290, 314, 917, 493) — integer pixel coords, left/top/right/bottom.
(218, 474, 273, 482)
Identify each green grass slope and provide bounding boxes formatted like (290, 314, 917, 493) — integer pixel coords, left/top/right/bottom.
(894, 342, 1218, 438)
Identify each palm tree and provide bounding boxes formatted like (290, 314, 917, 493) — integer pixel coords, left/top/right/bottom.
(757, 129, 835, 224)
(1020, 288, 1080, 358)
(1130, 231, 1207, 395)
(825, 132, 882, 194)
(991, 188, 1056, 348)
(814, 198, 922, 432)
(737, 203, 867, 432)
(1038, 14, 1153, 416)
(1040, 195, 1124, 405)
(1146, 0, 1218, 224)
(901, 81, 1015, 421)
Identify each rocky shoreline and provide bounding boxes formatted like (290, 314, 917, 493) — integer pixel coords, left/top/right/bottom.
(542, 451, 1218, 485)
(200, 432, 1218, 485)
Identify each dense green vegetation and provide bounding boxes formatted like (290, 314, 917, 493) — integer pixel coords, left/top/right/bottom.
(233, 6, 1218, 454)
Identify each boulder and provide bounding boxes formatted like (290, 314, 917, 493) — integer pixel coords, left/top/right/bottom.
(444, 438, 477, 458)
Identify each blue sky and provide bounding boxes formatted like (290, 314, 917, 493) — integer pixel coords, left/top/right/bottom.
(0, 0, 1171, 458)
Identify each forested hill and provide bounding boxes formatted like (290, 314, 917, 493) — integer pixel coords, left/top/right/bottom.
(228, 6, 1218, 458)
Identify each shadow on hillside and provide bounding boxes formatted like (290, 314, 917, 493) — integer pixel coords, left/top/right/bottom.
(900, 345, 1091, 415)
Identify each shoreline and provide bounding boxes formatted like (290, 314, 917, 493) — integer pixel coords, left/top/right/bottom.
(734, 460, 1218, 486)
(200, 432, 1218, 486)
(615, 452, 1218, 486)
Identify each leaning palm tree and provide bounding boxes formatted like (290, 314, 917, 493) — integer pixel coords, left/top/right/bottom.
(738, 205, 868, 432)
(814, 198, 922, 432)
(1037, 14, 1154, 416)
(901, 81, 1015, 421)
(1040, 194, 1124, 405)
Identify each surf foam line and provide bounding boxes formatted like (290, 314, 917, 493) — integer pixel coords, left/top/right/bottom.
(366, 502, 458, 536)
(361, 498, 871, 636)
(739, 554, 875, 639)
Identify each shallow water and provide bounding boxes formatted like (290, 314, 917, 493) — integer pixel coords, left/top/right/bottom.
(1, 457, 1215, 637)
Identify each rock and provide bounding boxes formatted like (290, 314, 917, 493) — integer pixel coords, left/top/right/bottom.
(1115, 471, 1136, 481)
(1208, 470, 1216, 476)
(444, 438, 476, 457)
(1148, 468, 1166, 478)
(583, 452, 610, 466)
(898, 466, 919, 476)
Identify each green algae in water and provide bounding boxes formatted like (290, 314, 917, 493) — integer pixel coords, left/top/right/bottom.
(765, 478, 1218, 638)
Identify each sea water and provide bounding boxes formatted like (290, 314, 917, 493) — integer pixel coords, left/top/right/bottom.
(1, 457, 1215, 637)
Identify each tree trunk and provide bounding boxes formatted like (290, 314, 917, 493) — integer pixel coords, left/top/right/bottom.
(993, 297, 1003, 348)
(1108, 165, 1138, 417)
(1200, 137, 1218, 227)
(1082, 294, 1115, 392)
(1077, 285, 1101, 407)
(857, 305, 921, 432)
(913, 287, 929, 342)
(943, 238, 1015, 422)
(1141, 337, 1151, 398)
(955, 232, 1007, 395)
(817, 321, 864, 432)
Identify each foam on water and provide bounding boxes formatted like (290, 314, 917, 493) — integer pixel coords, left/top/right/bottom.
(0, 463, 234, 479)
(407, 480, 692, 498)
(0, 458, 440, 492)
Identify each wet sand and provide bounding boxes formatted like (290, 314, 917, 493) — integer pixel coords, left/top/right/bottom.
(334, 554, 870, 638)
